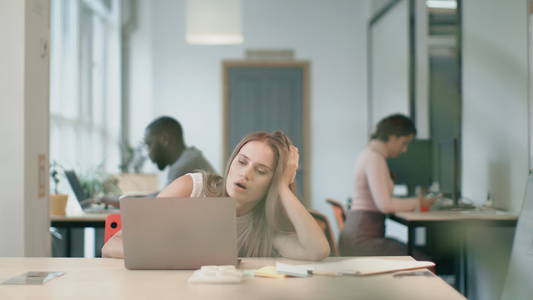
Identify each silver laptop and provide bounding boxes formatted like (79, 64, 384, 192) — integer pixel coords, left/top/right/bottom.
(120, 197, 238, 270)
(64, 170, 120, 214)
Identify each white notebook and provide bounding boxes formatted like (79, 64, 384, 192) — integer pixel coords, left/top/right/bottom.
(277, 258, 435, 276)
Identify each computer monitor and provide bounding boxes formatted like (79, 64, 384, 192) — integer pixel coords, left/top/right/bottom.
(387, 139, 432, 196)
(438, 138, 459, 204)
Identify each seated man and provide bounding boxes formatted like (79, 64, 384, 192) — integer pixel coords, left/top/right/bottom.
(100, 116, 216, 207)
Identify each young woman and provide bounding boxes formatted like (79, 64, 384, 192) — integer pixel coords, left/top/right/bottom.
(102, 131, 330, 260)
(338, 114, 437, 257)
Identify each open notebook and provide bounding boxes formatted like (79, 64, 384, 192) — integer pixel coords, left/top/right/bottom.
(276, 258, 435, 277)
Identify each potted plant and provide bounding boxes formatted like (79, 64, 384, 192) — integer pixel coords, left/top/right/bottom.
(50, 160, 69, 215)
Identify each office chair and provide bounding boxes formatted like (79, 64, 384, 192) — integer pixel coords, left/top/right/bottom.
(325, 198, 346, 231)
(308, 209, 338, 256)
(104, 213, 121, 243)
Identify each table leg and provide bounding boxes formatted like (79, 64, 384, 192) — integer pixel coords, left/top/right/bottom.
(457, 227, 467, 295)
(407, 225, 416, 256)
(65, 228, 71, 257)
(447, 224, 466, 295)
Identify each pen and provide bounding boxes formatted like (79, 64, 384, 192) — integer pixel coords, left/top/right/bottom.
(309, 270, 343, 277)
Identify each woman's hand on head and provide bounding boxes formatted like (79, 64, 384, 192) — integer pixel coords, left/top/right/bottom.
(279, 145, 299, 189)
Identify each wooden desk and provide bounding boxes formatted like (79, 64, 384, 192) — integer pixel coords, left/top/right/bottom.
(389, 210, 518, 295)
(0, 257, 465, 300)
(50, 214, 110, 257)
(50, 213, 109, 228)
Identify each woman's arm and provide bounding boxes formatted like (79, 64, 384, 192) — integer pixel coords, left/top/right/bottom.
(101, 175, 195, 259)
(101, 230, 124, 258)
(157, 174, 194, 198)
(365, 153, 419, 213)
(273, 146, 330, 261)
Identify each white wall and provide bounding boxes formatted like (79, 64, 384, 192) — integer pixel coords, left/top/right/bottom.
(125, 0, 154, 151)
(462, 0, 529, 299)
(0, 0, 51, 257)
(462, 0, 529, 212)
(128, 0, 370, 237)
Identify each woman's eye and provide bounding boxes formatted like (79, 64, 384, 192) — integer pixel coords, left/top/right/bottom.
(237, 160, 246, 165)
(256, 169, 266, 175)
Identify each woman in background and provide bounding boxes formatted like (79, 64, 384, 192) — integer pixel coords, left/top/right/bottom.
(339, 114, 437, 258)
(102, 131, 330, 261)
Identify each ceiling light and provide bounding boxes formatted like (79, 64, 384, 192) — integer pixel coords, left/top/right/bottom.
(426, 0, 457, 9)
(186, 0, 244, 45)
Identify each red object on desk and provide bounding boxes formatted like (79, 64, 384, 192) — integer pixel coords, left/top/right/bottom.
(420, 207, 430, 212)
(104, 213, 121, 243)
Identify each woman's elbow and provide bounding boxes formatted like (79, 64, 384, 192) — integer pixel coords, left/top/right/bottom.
(376, 204, 394, 214)
(316, 243, 331, 260)
(307, 240, 330, 261)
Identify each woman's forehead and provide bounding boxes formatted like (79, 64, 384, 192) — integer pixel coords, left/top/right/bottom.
(238, 141, 275, 168)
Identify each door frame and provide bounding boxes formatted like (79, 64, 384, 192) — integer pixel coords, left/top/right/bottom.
(222, 60, 311, 206)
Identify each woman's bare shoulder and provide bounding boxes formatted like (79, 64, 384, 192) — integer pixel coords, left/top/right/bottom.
(157, 174, 194, 197)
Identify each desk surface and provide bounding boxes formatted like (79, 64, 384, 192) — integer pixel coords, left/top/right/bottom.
(50, 213, 110, 229)
(50, 214, 109, 222)
(392, 209, 518, 223)
(389, 209, 518, 295)
(0, 257, 465, 300)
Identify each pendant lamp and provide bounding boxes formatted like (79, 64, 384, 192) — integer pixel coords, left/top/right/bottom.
(186, 0, 244, 45)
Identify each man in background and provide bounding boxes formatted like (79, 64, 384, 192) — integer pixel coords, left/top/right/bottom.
(101, 116, 215, 207)
(143, 116, 215, 186)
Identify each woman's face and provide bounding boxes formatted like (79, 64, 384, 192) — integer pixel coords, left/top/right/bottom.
(386, 134, 414, 158)
(226, 140, 276, 214)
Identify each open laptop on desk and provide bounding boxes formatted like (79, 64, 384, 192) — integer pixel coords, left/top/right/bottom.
(120, 197, 238, 270)
(431, 198, 476, 211)
(64, 170, 120, 214)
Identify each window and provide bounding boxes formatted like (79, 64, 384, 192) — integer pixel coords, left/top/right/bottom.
(50, 0, 121, 178)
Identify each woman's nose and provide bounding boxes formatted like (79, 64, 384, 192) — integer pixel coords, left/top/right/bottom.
(241, 166, 252, 180)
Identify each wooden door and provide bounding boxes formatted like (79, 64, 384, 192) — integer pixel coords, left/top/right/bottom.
(222, 61, 310, 205)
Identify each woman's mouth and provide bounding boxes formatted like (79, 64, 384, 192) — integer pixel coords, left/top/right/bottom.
(235, 182, 247, 190)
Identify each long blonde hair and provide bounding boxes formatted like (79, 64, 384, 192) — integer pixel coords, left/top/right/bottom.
(200, 131, 298, 257)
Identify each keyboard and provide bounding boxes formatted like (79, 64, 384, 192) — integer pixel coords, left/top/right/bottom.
(431, 198, 476, 210)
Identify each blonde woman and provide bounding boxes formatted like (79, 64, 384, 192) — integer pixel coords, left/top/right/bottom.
(102, 131, 330, 260)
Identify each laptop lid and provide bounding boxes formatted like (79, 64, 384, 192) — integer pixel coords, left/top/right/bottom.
(120, 197, 238, 270)
(64, 170, 90, 208)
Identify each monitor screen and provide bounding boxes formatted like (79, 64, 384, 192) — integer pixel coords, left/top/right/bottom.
(387, 139, 432, 195)
(438, 139, 458, 201)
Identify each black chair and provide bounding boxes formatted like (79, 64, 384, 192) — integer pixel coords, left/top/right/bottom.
(325, 198, 346, 231)
(309, 209, 338, 256)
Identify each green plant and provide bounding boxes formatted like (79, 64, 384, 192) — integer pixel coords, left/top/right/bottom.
(79, 164, 122, 199)
(50, 160, 63, 194)
(119, 141, 134, 173)
(119, 141, 147, 173)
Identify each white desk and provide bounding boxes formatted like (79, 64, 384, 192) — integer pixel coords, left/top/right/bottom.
(0, 257, 465, 299)
(50, 213, 109, 228)
(389, 209, 518, 295)
(50, 214, 110, 257)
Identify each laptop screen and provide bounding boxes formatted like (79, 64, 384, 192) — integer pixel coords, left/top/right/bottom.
(64, 170, 89, 207)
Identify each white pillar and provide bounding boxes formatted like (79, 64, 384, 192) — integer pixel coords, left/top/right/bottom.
(0, 0, 51, 257)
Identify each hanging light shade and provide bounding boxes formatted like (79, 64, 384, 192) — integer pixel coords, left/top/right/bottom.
(186, 0, 244, 45)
